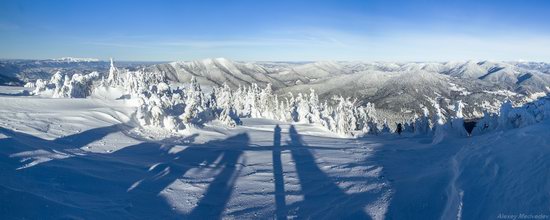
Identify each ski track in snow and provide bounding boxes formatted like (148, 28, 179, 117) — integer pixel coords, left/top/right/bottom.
(1, 88, 549, 219)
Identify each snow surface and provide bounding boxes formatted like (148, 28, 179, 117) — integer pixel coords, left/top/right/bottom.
(1, 85, 549, 219)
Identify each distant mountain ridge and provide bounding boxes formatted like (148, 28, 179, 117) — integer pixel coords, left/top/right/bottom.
(51, 57, 101, 62)
(0, 59, 159, 83)
(147, 58, 550, 92)
(2, 57, 549, 120)
(147, 58, 287, 89)
(145, 58, 550, 119)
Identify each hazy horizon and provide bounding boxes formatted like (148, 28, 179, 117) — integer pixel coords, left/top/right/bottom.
(2, 57, 548, 64)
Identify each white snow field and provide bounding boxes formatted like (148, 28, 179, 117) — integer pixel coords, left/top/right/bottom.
(1, 85, 549, 220)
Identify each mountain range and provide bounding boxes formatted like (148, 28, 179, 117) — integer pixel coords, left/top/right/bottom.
(2, 57, 549, 120)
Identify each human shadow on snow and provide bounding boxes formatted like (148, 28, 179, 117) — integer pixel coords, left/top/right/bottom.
(282, 125, 377, 219)
(272, 125, 287, 220)
(1, 124, 382, 219)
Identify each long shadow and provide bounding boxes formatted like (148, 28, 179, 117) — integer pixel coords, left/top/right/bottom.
(0, 125, 131, 218)
(0, 126, 250, 219)
(272, 125, 287, 220)
(287, 125, 374, 219)
(0, 124, 122, 169)
(0, 124, 122, 151)
(187, 134, 247, 219)
(1, 124, 383, 219)
(0, 91, 31, 96)
(55, 125, 123, 149)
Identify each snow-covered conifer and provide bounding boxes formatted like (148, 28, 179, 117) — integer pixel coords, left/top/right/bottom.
(218, 105, 241, 127)
(450, 100, 468, 136)
(179, 77, 204, 125)
(497, 101, 513, 130)
(333, 96, 357, 136)
(414, 107, 431, 135)
(258, 83, 275, 119)
(380, 119, 391, 133)
(288, 93, 299, 122)
(432, 99, 450, 143)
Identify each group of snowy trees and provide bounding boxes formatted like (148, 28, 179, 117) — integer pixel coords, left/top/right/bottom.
(21, 62, 473, 137)
(27, 71, 100, 98)
(103, 59, 220, 131)
(133, 79, 220, 131)
(124, 77, 411, 136)
(212, 83, 383, 136)
(103, 60, 383, 135)
(430, 99, 469, 143)
(207, 82, 396, 136)
(472, 97, 550, 135)
(128, 74, 550, 137)
(26, 59, 550, 137)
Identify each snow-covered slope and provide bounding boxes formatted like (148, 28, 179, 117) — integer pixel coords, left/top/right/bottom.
(1, 86, 549, 219)
(279, 68, 510, 120)
(445, 60, 550, 93)
(373, 120, 550, 219)
(148, 58, 287, 89)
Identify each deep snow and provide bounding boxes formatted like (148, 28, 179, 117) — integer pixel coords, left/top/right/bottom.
(0, 86, 549, 219)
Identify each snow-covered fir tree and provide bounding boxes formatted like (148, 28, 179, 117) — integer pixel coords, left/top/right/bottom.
(432, 99, 448, 143)
(333, 96, 358, 136)
(414, 107, 431, 135)
(450, 100, 468, 136)
(180, 77, 204, 126)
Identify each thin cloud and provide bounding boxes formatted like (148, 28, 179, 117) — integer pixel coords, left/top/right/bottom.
(80, 28, 550, 62)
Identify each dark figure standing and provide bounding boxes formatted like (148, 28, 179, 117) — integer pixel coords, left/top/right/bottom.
(396, 123, 403, 135)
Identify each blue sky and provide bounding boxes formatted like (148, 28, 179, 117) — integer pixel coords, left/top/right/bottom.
(1, 0, 550, 61)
